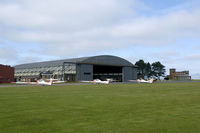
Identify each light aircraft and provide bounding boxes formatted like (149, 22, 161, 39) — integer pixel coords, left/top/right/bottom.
(14, 79, 53, 86)
(46, 78, 66, 84)
(106, 78, 118, 82)
(80, 79, 110, 84)
(128, 78, 155, 84)
(13, 78, 66, 86)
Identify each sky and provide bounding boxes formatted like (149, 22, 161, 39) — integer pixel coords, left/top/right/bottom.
(0, 0, 200, 79)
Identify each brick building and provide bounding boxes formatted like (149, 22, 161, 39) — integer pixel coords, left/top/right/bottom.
(0, 64, 14, 83)
(169, 68, 191, 80)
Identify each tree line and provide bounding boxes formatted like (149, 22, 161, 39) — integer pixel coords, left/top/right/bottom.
(135, 59, 166, 80)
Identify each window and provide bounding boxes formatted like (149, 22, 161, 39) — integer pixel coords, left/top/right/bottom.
(84, 72, 91, 75)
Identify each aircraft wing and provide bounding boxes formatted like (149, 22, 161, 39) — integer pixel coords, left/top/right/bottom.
(128, 79, 154, 83)
(80, 80, 109, 84)
(15, 81, 37, 85)
(80, 81, 93, 83)
(128, 80, 137, 82)
(53, 81, 66, 84)
(96, 81, 110, 84)
(128, 80, 139, 83)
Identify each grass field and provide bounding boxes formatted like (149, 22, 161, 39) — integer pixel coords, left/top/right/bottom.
(0, 83, 200, 133)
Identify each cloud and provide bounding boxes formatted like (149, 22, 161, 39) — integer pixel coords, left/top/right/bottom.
(192, 73, 200, 79)
(0, 0, 199, 58)
(181, 54, 200, 61)
(196, 45, 200, 49)
(111, 10, 200, 44)
(0, 45, 18, 65)
(0, 0, 146, 57)
(14, 56, 43, 65)
(0, 0, 200, 79)
(151, 51, 180, 59)
(0, 0, 141, 30)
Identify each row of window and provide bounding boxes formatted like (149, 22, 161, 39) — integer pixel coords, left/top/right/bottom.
(15, 65, 76, 73)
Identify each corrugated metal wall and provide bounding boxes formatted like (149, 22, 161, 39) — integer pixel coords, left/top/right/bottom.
(76, 64, 93, 81)
(122, 67, 137, 82)
(76, 65, 137, 82)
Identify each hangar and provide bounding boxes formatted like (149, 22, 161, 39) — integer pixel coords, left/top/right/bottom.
(14, 55, 137, 82)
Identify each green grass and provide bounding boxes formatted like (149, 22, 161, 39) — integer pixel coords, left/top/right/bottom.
(0, 83, 200, 133)
(0, 83, 20, 85)
(192, 79, 200, 81)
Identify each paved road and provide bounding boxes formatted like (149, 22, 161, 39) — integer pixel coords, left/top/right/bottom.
(0, 80, 200, 88)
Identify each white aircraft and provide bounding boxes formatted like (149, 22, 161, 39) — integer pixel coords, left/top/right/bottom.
(128, 78, 155, 84)
(80, 79, 110, 84)
(46, 78, 67, 84)
(13, 78, 66, 86)
(106, 78, 118, 82)
(14, 79, 53, 86)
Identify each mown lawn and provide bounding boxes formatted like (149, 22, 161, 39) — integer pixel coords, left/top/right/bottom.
(0, 83, 200, 133)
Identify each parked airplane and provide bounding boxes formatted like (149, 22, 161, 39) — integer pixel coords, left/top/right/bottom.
(106, 78, 118, 82)
(80, 79, 110, 84)
(14, 79, 53, 86)
(128, 78, 155, 84)
(13, 78, 66, 86)
(46, 78, 66, 84)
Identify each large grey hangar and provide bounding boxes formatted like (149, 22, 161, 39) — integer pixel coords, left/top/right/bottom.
(14, 55, 138, 82)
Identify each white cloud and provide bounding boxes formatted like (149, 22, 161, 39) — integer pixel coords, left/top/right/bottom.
(196, 45, 200, 49)
(0, 0, 199, 58)
(0, 0, 200, 79)
(0, 45, 18, 65)
(192, 73, 200, 79)
(151, 51, 180, 59)
(0, 0, 141, 30)
(0, 48, 15, 58)
(111, 10, 200, 43)
(180, 54, 200, 62)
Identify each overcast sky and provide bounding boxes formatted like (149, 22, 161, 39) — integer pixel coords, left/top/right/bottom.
(0, 0, 200, 79)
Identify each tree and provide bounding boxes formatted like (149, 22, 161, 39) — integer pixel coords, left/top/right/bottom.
(135, 60, 166, 79)
(145, 62, 152, 78)
(151, 61, 166, 79)
(135, 59, 146, 78)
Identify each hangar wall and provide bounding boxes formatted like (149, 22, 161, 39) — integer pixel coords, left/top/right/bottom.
(122, 67, 138, 82)
(123, 67, 132, 82)
(77, 65, 137, 82)
(76, 64, 93, 81)
(132, 67, 138, 80)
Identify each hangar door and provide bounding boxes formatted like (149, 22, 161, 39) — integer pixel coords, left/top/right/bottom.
(93, 65, 122, 81)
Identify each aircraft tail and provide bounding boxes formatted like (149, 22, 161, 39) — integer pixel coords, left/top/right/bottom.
(149, 79, 154, 83)
(105, 81, 110, 84)
(49, 79, 53, 85)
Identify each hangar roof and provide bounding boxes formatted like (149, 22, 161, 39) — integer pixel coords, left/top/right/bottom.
(14, 55, 136, 69)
